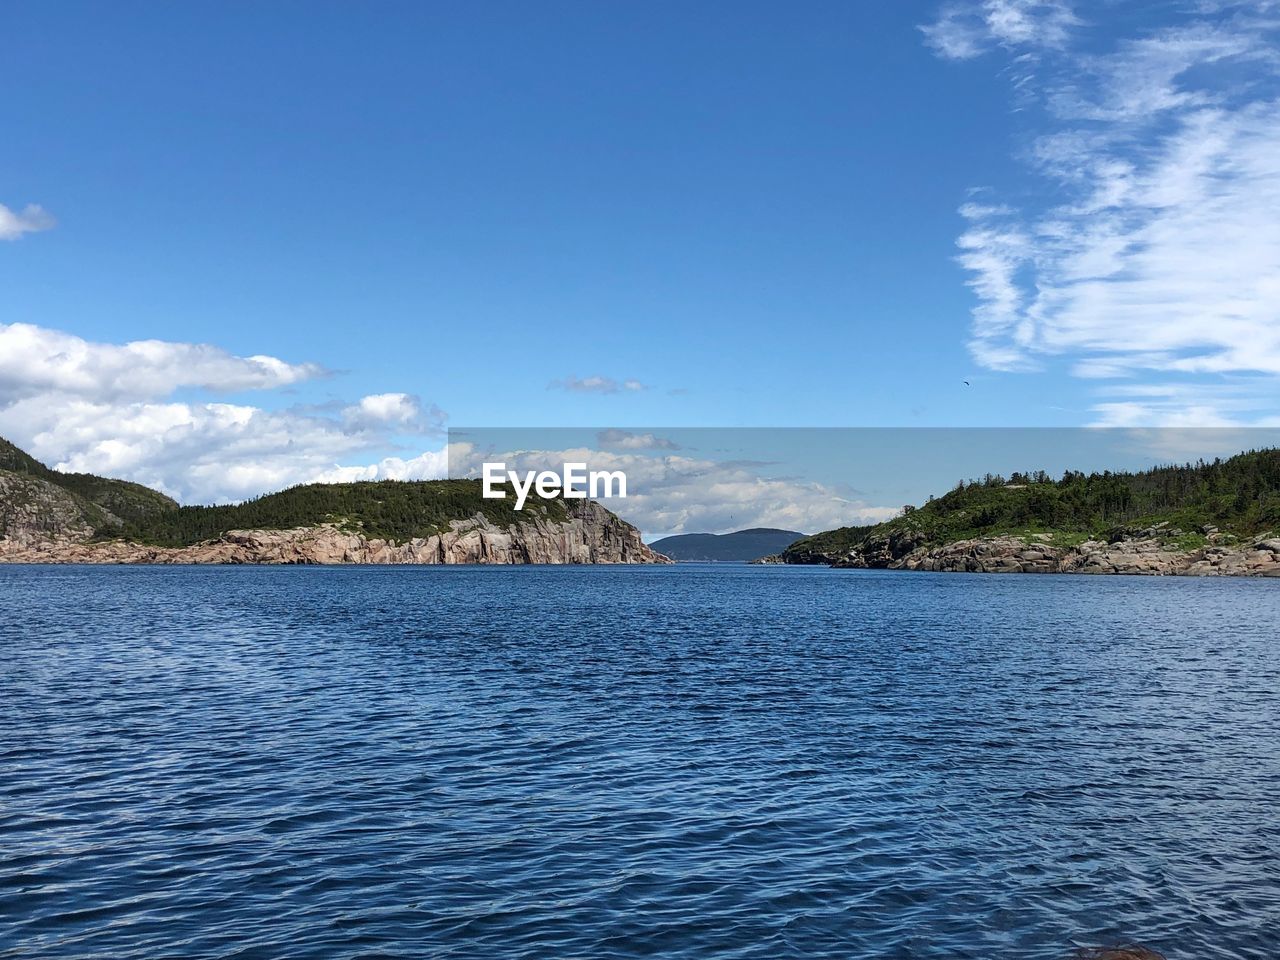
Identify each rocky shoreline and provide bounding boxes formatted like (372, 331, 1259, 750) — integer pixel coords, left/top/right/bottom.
(0, 500, 672, 565)
(826, 526, 1280, 577)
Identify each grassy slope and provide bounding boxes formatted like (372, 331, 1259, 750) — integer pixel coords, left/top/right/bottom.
(784, 447, 1280, 563)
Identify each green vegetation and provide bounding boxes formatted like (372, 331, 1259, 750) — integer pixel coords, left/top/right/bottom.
(0, 437, 47, 476)
(779, 523, 878, 564)
(117, 479, 569, 546)
(0, 436, 177, 527)
(784, 447, 1280, 562)
(2, 436, 570, 547)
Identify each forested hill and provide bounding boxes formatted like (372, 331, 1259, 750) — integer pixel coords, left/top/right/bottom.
(1, 436, 177, 532)
(118, 479, 569, 546)
(0, 435, 568, 547)
(784, 447, 1280, 563)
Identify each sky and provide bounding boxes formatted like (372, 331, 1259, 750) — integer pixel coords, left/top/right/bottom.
(3, 1, 1280, 524)
(450, 426, 1280, 536)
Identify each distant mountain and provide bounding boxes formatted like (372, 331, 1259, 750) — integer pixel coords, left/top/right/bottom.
(648, 527, 806, 562)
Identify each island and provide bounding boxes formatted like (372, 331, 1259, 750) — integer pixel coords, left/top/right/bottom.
(776, 448, 1280, 577)
(0, 437, 670, 565)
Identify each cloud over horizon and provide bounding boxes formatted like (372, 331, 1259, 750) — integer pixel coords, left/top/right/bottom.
(0, 321, 448, 504)
(448, 442, 898, 538)
(925, 0, 1280, 425)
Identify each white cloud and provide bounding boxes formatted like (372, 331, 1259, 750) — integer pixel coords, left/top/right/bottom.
(0, 322, 324, 402)
(596, 429, 681, 450)
(448, 443, 898, 538)
(1047, 22, 1270, 122)
(1088, 379, 1280, 427)
(921, 0, 1079, 60)
(1105, 424, 1280, 463)
(549, 375, 648, 394)
(3, 395, 360, 502)
(310, 448, 449, 484)
(956, 201, 1035, 369)
(341, 392, 444, 434)
(0, 203, 55, 240)
(928, 1, 1280, 424)
(0, 321, 446, 504)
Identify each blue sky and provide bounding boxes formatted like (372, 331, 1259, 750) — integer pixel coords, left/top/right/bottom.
(3, 1, 1280, 511)
(450, 426, 1280, 536)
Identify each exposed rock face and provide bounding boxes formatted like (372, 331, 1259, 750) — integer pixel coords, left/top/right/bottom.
(0, 472, 98, 546)
(0, 499, 671, 565)
(831, 531, 1280, 577)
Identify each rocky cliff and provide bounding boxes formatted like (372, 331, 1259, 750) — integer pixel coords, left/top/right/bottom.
(0, 496, 670, 565)
(0, 435, 668, 565)
(1, 437, 178, 534)
(0, 472, 99, 546)
(829, 525, 1280, 577)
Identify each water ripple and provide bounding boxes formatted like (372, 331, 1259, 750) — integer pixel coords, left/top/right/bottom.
(2, 565, 1279, 958)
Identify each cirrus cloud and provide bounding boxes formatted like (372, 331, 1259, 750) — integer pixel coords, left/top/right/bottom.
(926, 0, 1280, 425)
(921, 0, 1080, 60)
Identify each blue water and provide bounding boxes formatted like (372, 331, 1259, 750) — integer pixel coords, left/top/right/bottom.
(2, 565, 1278, 959)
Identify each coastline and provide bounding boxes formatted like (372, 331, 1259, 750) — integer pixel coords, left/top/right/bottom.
(775, 529, 1280, 577)
(0, 507, 672, 566)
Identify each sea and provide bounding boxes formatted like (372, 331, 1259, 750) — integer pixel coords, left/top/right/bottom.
(2, 564, 1278, 959)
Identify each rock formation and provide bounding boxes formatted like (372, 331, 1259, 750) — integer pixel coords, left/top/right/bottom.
(0, 434, 669, 566)
(0, 472, 99, 546)
(0, 497, 670, 565)
(829, 526, 1280, 577)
